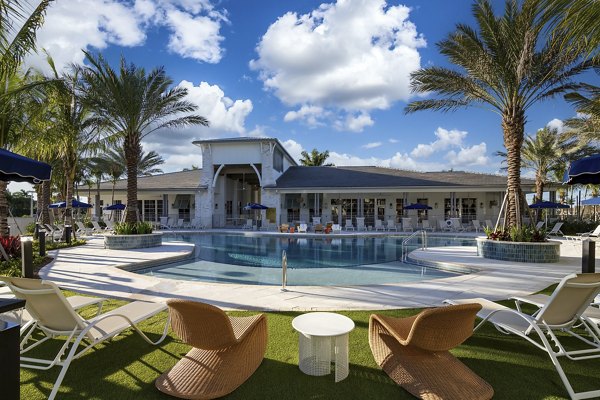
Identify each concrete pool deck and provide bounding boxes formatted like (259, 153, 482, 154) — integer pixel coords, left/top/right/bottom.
(39, 234, 594, 311)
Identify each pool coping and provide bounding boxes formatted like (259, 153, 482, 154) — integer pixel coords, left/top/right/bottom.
(39, 232, 588, 311)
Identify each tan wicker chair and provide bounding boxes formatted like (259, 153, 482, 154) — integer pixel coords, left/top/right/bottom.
(156, 300, 268, 399)
(369, 303, 493, 400)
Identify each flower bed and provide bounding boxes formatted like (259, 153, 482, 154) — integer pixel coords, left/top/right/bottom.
(476, 237, 560, 263)
(104, 232, 163, 250)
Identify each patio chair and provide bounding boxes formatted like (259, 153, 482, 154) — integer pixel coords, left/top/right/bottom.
(298, 223, 308, 233)
(535, 221, 545, 230)
(312, 217, 321, 225)
(421, 219, 434, 232)
(484, 219, 494, 230)
(401, 218, 413, 232)
(155, 299, 267, 399)
(331, 223, 342, 233)
(547, 221, 564, 237)
(345, 219, 355, 231)
(190, 217, 204, 230)
(471, 219, 482, 232)
(0, 277, 169, 400)
(566, 224, 600, 241)
(44, 224, 63, 241)
(279, 223, 289, 233)
(450, 218, 465, 232)
(356, 217, 365, 231)
(374, 219, 385, 231)
(444, 273, 600, 400)
(243, 219, 253, 230)
(104, 220, 115, 231)
(75, 221, 92, 236)
(386, 219, 397, 231)
(438, 220, 452, 232)
(91, 221, 107, 233)
(369, 303, 493, 400)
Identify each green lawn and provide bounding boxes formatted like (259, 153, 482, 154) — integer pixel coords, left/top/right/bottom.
(20, 285, 600, 399)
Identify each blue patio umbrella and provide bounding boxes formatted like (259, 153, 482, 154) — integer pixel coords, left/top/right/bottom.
(104, 203, 126, 210)
(49, 199, 93, 208)
(581, 197, 600, 206)
(564, 154, 600, 185)
(528, 201, 570, 209)
(403, 203, 433, 210)
(0, 148, 52, 183)
(243, 203, 268, 210)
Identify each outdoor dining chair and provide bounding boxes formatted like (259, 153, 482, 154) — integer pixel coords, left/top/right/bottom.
(0, 277, 170, 400)
(156, 299, 267, 399)
(445, 273, 600, 400)
(369, 303, 493, 400)
(386, 219, 397, 231)
(374, 220, 385, 231)
(345, 219, 355, 231)
(401, 218, 413, 232)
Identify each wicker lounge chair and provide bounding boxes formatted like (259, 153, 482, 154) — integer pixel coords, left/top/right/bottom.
(369, 303, 493, 400)
(156, 300, 267, 399)
(445, 273, 600, 400)
(0, 277, 169, 400)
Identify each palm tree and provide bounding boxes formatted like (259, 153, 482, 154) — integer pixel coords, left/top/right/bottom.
(405, 0, 595, 228)
(0, 0, 53, 236)
(81, 52, 209, 223)
(300, 149, 333, 166)
(542, 0, 600, 56)
(563, 83, 600, 141)
(101, 146, 165, 177)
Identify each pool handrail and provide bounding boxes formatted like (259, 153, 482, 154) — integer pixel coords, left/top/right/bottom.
(401, 230, 428, 261)
(281, 250, 288, 292)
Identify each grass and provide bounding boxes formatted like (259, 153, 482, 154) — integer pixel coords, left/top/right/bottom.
(19, 284, 600, 400)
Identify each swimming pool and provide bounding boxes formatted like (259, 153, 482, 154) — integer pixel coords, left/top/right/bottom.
(137, 233, 475, 286)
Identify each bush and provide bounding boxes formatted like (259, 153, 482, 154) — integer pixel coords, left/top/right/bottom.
(484, 225, 547, 242)
(0, 236, 21, 258)
(559, 220, 597, 235)
(113, 221, 153, 235)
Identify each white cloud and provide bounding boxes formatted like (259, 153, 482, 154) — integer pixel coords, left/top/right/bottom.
(178, 80, 253, 134)
(546, 118, 565, 134)
(410, 127, 467, 158)
(341, 113, 374, 132)
(283, 105, 327, 127)
(26, 0, 227, 73)
(250, 0, 425, 131)
(445, 143, 488, 166)
(282, 139, 305, 162)
(389, 138, 399, 143)
(362, 142, 382, 149)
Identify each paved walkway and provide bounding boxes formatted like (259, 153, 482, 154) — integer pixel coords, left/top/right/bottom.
(39, 235, 595, 311)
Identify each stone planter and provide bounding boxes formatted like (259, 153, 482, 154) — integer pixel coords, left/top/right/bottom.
(476, 237, 560, 263)
(104, 232, 163, 250)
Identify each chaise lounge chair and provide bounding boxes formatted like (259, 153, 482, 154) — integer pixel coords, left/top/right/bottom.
(298, 223, 308, 233)
(369, 303, 494, 400)
(444, 273, 600, 400)
(566, 224, 600, 241)
(547, 221, 564, 237)
(0, 277, 170, 400)
(155, 299, 267, 399)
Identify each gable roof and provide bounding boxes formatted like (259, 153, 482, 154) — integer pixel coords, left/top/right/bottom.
(273, 166, 536, 191)
(80, 169, 202, 192)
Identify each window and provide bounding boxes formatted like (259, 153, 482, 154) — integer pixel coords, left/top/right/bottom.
(285, 194, 301, 223)
(364, 198, 375, 226)
(376, 199, 386, 221)
(395, 199, 404, 222)
(273, 148, 284, 172)
(461, 198, 477, 223)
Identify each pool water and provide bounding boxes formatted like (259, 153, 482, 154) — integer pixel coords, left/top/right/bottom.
(137, 233, 475, 286)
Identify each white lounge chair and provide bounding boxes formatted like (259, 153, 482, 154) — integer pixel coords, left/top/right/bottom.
(75, 221, 92, 236)
(547, 222, 564, 237)
(567, 224, 600, 241)
(0, 277, 170, 400)
(356, 217, 365, 231)
(243, 219, 253, 230)
(438, 220, 452, 232)
(401, 218, 413, 232)
(331, 223, 341, 233)
(449, 218, 464, 232)
(44, 224, 63, 241)
(298, 223, 308, 233)
(471, 219, 482, 232)
(374, 220, 385, 231)
(535, 221, 545, 230)
(421, 220, 434, 232)
(190, 217, 204, 230)
(159, 216, 169, 229)
(345, 219, 355, 231)
(91, 221, 107, 233)
(484, 219, 494, 230)
(386, 219, 397, 231)
(445, 273, 600, 400)
(104, 220, 115, 231)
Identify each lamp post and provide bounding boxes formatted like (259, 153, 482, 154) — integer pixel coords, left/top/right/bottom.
(27, 190, 35, 217)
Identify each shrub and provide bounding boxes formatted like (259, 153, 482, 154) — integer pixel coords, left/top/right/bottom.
(484, 225, 547, 243)
(0, 236, 21, 258)
(113, 221, 153, 235)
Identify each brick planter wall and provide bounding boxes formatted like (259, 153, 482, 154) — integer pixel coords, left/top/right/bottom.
(476, 238, 560, 263)
(104, 232, 163, 250)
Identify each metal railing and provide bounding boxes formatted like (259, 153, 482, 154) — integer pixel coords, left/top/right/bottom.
(401, 229, 428, 261)
(281, 250, 288, 292)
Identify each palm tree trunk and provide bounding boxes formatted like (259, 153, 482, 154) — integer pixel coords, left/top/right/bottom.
(124, 135, 141, 223)
(0, 181, 9, 237)
(64, 176, 74, 240)
(502, 108, 525, 228)
(40, 180, 50, 225)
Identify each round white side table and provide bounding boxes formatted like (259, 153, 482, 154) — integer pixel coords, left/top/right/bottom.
(292, 312, 355, 382)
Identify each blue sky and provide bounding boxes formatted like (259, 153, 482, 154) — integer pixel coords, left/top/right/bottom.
(13, 0, 599, 191)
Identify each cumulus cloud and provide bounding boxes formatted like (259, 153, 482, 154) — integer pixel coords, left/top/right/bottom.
(26, 0, 227, 72)
(282, 139, 305, 162)
(340, 113, 374, 132)
(389, 138, 399, 143)
(546, 118, 565, 134)
(179, 80, 253, 134)
(283, 105, 327, 127)
(362, 142, 382, 149)
(445, 143, 488, 166)
(250, 0, 425, 132)
(410, 127, 467, 158)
